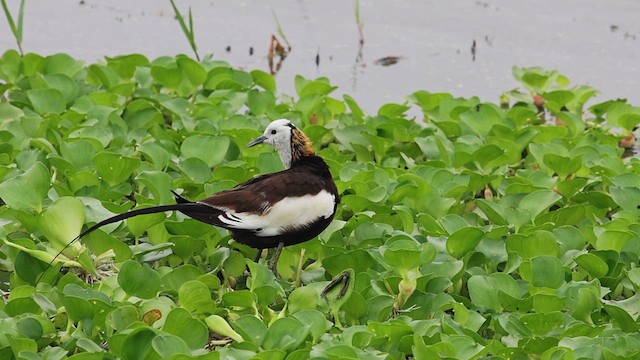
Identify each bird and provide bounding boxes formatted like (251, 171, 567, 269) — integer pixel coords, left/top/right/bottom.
(48, 119, 340, 276)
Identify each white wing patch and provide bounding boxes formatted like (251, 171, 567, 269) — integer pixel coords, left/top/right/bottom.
(216, 190, 335, 237)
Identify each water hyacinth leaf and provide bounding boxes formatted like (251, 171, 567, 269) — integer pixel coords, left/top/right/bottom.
(26, 88, 66, 115)
(42, 73, 80, 104)
(605, 102, 640, 130)
(139, 142, 171, 171)
(247, 89, 276, 115)
(120, 326, 157, 360)
(136, 171, 173, 205)
(118, 260, 161, 299)
(293, 310, 330, 343)
(602, 304, 640, 333)
(382, 238, 422, 270)
(530, 256, 565, 288)
(459, 104, 502, 137)
(467, 273, 521, 312)
(594, 230, 634, 252)
(288, 286, 319, 314)
(151, 335, 192, 358)
(231, 315, 265, 346)
(446, 227, 484, 258)
(94, 152, 142, 186)
(0, 162, 50, 212)
(106, 54, 149, 78)
(322, 249, 374, 275)
(37, 196, 85, 258)
(6, 336, 38, 356)
(519, 189, 562, 220)
(262, 317, 310, 351)
(506, 231, 559, 259)
(45, 53, 84, 77)
(14, 251, 49, 284)
(575, 253, 609, 278)
(609, 186, 640, 211)
(176, 55, 207, 86)
(181, 135, 230, 167)
(178, 280, 216, 315)
(543, 153, 581, 178)
(163, 308, 209, 349)
(106, 305, 139, 332)
(60, 140, 97, 170)
(63, 295, 94, 324)
(475, 199, 507, 225)
(250, 69, 276, 92)
(16, 317, 44, 339)
(543, 90, 575, 109)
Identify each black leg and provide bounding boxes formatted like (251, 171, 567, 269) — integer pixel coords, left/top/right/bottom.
(269, 242, 284, 275)
(253, 249, 263, 263)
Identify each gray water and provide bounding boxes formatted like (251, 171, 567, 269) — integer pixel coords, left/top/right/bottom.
(1, 0, 639, 112)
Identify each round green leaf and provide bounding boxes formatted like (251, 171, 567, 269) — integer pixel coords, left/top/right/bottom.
(121, 326, 157, 360)
(94, 152, 142, 186)
(178, 280, 216, 315)
(262, 317, 309, 351)
(151, 334, 191, 358)
(37, 196, 85, 257)
(163, 308, 209, 349)
(181, 135, 230, 167)
(575, 253, 609, 278)
(288, 286, 319, 314)
(382, 237, 422, 270)
(16, 317, 44, 339)
(446, 227, 484, 258)
(118, 260, 161, 299)
(0, 162, 50, 212)
(530, 256, 565, 289)
(27, 88, 66, 114)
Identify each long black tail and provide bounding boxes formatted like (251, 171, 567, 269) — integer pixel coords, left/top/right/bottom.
(36, 199, 216, 285)
(75, 203, 206, 240)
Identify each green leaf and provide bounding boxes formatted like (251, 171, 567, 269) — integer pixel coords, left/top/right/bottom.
(519, 189, 562, 219)
(530, 256, 565, 288)
(16, 317, 44, 339)
(151, 335, 191, 358)
(0, 162, 50, 212)
(120, 326, 157, 360)
(467, 273, 521, 312)
(164, 308, 209, 350)
(250, 69, 276, 92)
(27, 88, 66, 114)
(94, 152, 142, 186)
(262, 317, 310, 351)
(575, 253, 608, 278)
(178, 280, 216, 315)
(118, 260, 161, 299)
(446, 227, 484, 258)
(506, 231, 559, 260)
(181, 135, 230, 167)
(603, 304, 640, 333)
(594, 229, 634, 252)
(37, 196, 85, 258)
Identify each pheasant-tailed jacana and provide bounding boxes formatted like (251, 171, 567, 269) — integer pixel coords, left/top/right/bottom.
(52, 119, 340, 274)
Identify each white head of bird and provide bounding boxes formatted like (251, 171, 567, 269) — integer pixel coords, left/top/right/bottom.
(248, 119, 314, 168)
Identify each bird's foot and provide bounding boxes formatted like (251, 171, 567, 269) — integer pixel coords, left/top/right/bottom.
(321, 271, 351, 299)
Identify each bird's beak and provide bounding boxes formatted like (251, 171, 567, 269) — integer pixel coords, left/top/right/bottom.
(247, 135, 267, 147)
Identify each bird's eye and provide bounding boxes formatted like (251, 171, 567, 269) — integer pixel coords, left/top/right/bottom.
(270, 130, 277, 135)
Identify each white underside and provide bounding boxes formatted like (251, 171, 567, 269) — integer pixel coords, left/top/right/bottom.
(216, 190, 336, 237)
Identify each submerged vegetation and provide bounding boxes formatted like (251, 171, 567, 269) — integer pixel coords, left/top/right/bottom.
(1, 48, 640, 359)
